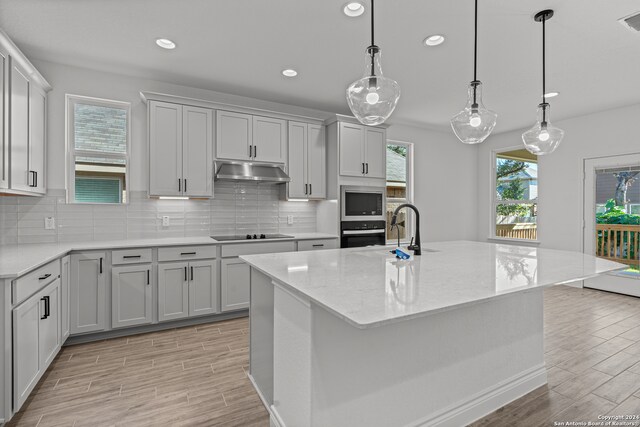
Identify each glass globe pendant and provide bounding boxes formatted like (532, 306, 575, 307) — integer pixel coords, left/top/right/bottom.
(346, 0, 400, 126)
(522, 9, 564, 155)
(346, 46, 400, 126)
(450, 0, 497, 144)
(450, 80, 497, 144)
(522, 103, 564, 155)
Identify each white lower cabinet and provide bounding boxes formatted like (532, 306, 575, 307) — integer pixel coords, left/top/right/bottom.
(70, 252, 106, 334)
(221, 258, 251, 312)
(60, 255, 70, 341)
(111, 264, 152, 328)
(158, 259, 217, 322)
(13, 278, 60, 411)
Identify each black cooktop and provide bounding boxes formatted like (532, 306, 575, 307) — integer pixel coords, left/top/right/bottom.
(211, 234, 294, 241)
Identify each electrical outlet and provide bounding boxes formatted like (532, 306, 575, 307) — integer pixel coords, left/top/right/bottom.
(44, 217, 55, 230)
(162, 216, 170, 227)
(287, 215, 294, 225)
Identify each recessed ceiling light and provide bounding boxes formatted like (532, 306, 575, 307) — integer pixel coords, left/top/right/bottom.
(424, 34, 445, 46)
(544, 91, 559, 98)
(155, 38, 176, 49)
(343, 2, 365, 17)
(282, 69, 298, 77)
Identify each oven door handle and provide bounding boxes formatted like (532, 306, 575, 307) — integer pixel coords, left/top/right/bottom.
(342, 229, 386, 235)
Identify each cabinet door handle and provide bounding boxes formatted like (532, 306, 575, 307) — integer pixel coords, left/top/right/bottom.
(34, 171, 38, 187)
(178, 178, 181, 192)
(99, 257, 103, 274)
(249, 145, 252, 158)
(123, 255, 141, 259)
(365, 163, 369, 174)
(184, 266, 187, 281)
(309, 184, 312, 195)
(38, 273, 51, 280)
(147, 269, 150, 285)
(362, 163, 365, 174)
(29, 170, 36, 187)
(190, 266, 194, 281)
(40, 297, 47, 319)
(184, 179, 187, 193)
(304, 184, 307, 195)
(254, 145, 257, 158)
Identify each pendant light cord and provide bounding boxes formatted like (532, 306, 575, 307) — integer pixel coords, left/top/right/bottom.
(473, 0, 478, 82)
(542, 14, 547, 122)
(370, 0, 376, 77)
(371, 0, 375, 47)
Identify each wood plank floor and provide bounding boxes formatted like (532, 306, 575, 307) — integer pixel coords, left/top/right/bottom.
(9, 285, 640, 426)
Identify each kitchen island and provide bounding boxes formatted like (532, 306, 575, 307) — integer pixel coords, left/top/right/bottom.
(242, 241, 625, 427)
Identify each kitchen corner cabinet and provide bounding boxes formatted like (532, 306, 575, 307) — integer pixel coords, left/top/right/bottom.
(148, 101, 213, 197)
(13, 278, 60, 411)
(111, 264, 152, 328)
(158, 259, 218, 322)
(288, 121, 326, 199)
(70, 252, 106, 334)
(216, 111, 286, 163)
(339, 122, 386, 179)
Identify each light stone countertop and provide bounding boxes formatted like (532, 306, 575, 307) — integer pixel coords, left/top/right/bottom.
(0, 233, 338, 279)
(241, 240, 627, 329)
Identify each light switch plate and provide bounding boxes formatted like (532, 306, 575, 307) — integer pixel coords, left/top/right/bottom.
(287, 215, 294, 225)
(162, 216, 170, 227)
(44, 217, 56, 230)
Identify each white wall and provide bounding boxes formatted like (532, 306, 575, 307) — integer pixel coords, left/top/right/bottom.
(387, 124, 478, 242)
(33, 59, 330, 191)
(476, 103, 640, 251)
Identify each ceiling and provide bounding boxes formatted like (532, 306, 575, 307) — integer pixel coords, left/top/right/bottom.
(1, 0, 639, 133)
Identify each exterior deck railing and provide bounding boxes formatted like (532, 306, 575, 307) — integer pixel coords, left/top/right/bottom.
(495, 223, 537, 240)
(596, 224, 640, 267)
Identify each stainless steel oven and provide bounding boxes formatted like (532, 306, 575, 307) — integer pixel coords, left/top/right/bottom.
(340, 186, 385, 222)
(340, 221, 386, 248)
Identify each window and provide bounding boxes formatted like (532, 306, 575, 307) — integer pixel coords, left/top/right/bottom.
(386, 141, 413, 242)
(66, 95, 130, 204)
(492, 148, 538, 241)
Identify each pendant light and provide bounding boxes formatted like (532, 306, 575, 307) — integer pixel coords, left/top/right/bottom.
(450, 0, 497, 145)
(346, 0, 400, 126)
(522, 10, 564, 155)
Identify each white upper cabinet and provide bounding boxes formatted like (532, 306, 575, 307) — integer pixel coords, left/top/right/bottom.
(0, 46, 7, 189)
(9, 62, 30, 192)
(182, 106, 213, 197)
(216, 111, 286, 164)
(339, 122, 386, 179)
(252, 115, 286, 163)
(149, 101, 182, 196)
(287, 121, 326, 199)
(216, 110, 252, 161)
(1, 31, 50, 196)
(148, 101, 213, 197)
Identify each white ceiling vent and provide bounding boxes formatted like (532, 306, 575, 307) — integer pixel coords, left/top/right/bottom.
(619, 11, 640, 32)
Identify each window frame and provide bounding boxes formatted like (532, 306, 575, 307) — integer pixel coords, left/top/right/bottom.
(65, 94, 131, 205)
(386, 139, 414, 244)
(490, 146, 540, 244)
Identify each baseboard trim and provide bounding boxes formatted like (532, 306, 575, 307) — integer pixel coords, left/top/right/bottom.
(248, 373, 286, 427)
(65, 310, 248, 345)
(409, 364, 547, 427)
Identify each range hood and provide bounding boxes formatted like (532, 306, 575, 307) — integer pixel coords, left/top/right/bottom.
(215, 161, 291, 184)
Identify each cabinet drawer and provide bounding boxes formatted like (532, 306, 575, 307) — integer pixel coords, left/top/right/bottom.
(221, 241, 295, 258)
(112, 248, 153, 265)
(297, 239, 338, 252)
(158, 245, 216, 262)
(12, 260, 60, 306)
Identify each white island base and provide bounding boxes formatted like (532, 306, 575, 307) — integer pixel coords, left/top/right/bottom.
(250, 270, 545, 427)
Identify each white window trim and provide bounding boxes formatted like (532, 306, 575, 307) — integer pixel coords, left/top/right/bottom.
(65, 94, 131, 204)
(490, 146, 540, 244)
(387, 140, 414, 244)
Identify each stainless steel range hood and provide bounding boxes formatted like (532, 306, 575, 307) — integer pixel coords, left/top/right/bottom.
(214, 161, 291, 184)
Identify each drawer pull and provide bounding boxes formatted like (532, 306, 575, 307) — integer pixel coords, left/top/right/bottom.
(312, 244, 324, 247)
(184, 266, 187, 281)
(40, 296, 50, 319)
(38, 273, 52, 280)
(180, 252, 196, 256)
(147, 269, 150, 285)
(123, 255, 141, 259)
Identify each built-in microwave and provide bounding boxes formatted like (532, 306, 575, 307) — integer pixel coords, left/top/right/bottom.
(340, 186, 386, 222)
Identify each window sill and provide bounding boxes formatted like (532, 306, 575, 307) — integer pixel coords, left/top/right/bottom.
(487, 237, 541, 246)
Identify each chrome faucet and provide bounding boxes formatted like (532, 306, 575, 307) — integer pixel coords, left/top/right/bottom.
(390, 203, 421, 256)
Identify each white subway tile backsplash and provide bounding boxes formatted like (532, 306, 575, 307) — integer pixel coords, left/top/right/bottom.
(0, 183, 318, 245)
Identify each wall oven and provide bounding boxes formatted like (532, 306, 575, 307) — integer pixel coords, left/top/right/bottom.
(340, 221, 386, 248)
(340, 186, 385, 222)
